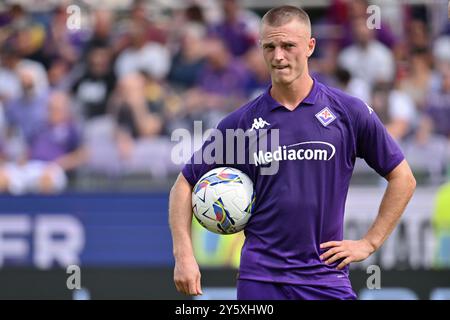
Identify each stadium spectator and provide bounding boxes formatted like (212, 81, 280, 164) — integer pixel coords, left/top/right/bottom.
(407, 18, 430, 52)
(399, 48, 439, 110)
(42, 5, 85, 67)
(243, 46, 271, 99)
(182, 36, 249, 128)
(114, 20, 170, 80)
(71, 45, 116, 120)
(82, 9, 119, 56)
(371, 81, 417, 141)
(0, 47, 22, 103)
(84, 72, 173, 178)
(342, 0, 397, 49)
(334, 67, 371, 103)
(0, 91, 85, 194)
(164, 3, 207, 55)
(433, 35, 450, 71)
(10, 14, 49, 68)
(184, 3, 207, 25)
(5, 63, 49, 144)
(338, 16, 395, 86)
(425, 66, 450, 138)
(167, 23, 206, 91)
(47, 58, 71, 91)
(207, 0, 259, 57)
(0, 4, 27, 28)
(130, 0, 167, 45)
(112, 73, 164, 145)
(187, 36, 249, 109)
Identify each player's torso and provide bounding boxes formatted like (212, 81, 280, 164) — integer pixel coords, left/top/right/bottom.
(236, 94, 357, 251)
(243, 101, 356, 187)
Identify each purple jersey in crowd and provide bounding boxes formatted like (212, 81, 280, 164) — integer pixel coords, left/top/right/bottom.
(182, 77, 404, 288)
(29, 122, 81, 162)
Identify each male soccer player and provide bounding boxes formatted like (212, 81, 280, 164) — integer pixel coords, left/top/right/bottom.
(169, 5, 416, 299)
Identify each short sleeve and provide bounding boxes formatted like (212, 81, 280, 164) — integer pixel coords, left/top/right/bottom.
(353, 100, 404, 177)
(181, 119, 228, 187)
(181, 108, 254, 187)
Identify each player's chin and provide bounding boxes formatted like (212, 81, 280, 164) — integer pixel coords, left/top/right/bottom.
(272, 75, 293, 85)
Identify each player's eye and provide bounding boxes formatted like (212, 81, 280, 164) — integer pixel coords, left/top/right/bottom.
(282, 43, 295, 49)
(263, 44, 275, 50)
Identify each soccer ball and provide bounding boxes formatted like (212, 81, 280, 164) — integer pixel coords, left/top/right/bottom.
(192, 167, 255, 234)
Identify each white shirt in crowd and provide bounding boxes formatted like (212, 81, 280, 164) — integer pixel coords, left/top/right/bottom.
(338, 40, 395, 86)
(115, 42, 171, 80)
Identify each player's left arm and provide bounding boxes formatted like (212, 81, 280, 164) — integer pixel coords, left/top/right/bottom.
(320, 159, 416, 269)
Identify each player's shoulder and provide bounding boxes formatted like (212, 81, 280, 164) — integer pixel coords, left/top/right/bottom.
(318, 81, 373, 120)
(217, 93, 266, 130)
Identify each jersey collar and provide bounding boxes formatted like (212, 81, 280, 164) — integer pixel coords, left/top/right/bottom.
(263, 77, 319, 111)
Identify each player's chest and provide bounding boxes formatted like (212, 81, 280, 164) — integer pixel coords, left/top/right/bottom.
(248, 107, 351, 152)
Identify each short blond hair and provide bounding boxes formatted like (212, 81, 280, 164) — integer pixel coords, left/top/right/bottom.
(261, 5, 311, 35)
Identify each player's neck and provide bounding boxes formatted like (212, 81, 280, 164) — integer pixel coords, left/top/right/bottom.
(270, 74, 314, 111)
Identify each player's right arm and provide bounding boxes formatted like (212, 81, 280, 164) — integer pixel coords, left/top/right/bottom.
(169, 172, 203, 296)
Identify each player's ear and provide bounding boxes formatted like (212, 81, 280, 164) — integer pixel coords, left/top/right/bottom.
(306, 37, 316, 57)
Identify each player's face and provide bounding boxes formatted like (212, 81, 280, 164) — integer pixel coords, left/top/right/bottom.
(260, 19, 315, 86)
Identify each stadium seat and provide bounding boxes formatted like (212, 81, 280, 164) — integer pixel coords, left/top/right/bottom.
(194, 287, 237, 300)
(358, 287, 419, 300)
(430, 288, 450, 300)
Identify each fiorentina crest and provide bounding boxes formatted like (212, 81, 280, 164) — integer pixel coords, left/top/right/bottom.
(315, 107, 336, 127)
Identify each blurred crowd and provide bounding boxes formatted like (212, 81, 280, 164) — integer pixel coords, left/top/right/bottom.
(0, 0, 449, 194)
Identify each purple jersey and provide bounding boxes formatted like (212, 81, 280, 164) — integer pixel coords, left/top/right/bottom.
(182, 78, 404, 288)
(29, 122, 81, 162)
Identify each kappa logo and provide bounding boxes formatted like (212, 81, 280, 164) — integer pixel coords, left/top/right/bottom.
(250, 117, 270, 131)
(315, 107, 336, 127)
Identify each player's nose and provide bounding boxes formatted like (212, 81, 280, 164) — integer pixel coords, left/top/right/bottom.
(273, 47, 285, 62)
